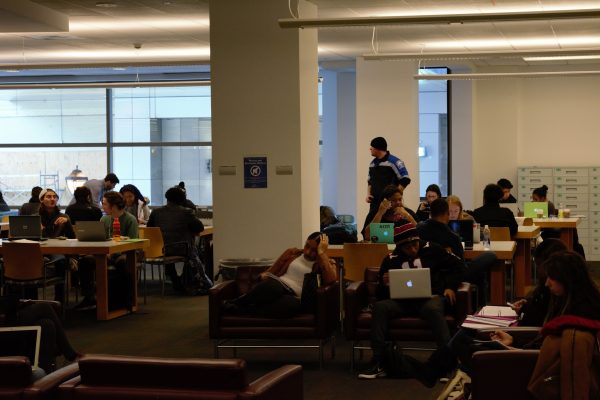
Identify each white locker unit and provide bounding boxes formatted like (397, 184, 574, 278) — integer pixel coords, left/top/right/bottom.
(517, 167, 597, 260)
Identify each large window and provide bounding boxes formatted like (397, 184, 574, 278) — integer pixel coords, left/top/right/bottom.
(0, 86, 212, 207)
(418, 67, 449, 197)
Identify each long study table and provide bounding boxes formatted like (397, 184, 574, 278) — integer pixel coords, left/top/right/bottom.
(0, 238, 147, 321)
(513, 225, 541, 297)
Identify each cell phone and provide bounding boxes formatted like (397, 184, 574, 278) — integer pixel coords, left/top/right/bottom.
(506, 301, 515, 308)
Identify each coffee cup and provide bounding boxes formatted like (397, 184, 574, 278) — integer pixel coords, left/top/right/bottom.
(535, 208, 544, 218)
(563, 209, 571, 218)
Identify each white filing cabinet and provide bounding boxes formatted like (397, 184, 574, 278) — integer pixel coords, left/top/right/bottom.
(517, 167, 599, 260)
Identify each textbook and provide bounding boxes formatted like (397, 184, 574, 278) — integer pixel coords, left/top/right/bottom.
(461, 306, 518, 329)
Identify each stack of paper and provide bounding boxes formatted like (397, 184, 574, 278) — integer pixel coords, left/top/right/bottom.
(461, 306, 518, 330)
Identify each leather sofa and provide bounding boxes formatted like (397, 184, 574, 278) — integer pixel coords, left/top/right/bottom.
(0, 356, 78, 400)
(209, 266, 339, 367)
(58, 354, 302, 400)
(344, 267, 474, 370)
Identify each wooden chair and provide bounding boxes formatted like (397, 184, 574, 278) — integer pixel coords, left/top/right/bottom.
(138, 227, 186, 302)
(1, 242, 66, 304)
(489, 226, 511, 241)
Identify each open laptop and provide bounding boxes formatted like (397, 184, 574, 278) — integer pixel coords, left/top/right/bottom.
(523, 201, 549, 218)
(75, 221, 109, 241)
(388, 268, 432, 299)
(448, 220, 474, 250)
(500, 203, 520, 216)
(8, 215, 46, 241)
(0, 326, 42, 371)
(369, 223, 394, 244)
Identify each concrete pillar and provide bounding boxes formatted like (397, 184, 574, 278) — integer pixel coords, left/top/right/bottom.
(356, 58, 419, 229)
(210, 0, 319, 265)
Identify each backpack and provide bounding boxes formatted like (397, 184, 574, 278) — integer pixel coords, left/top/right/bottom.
(322, 223, 357, 245)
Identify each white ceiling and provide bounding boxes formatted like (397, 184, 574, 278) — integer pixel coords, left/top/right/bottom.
(0, 0, 597, 69)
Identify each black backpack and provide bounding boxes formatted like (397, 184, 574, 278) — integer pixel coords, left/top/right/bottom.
(322, 223, 357, 244)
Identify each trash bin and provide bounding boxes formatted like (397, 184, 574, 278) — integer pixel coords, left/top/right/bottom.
(216, 258, 274, 282)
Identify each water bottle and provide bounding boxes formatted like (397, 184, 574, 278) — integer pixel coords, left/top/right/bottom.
(112, 217, 121, 240)
(483, 225, 491, 250)
(558, 202, 564, 218)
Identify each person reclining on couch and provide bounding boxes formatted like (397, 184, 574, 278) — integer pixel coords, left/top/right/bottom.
(222, 232, 337, 319)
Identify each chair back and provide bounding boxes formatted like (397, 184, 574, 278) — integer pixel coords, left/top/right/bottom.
(1, 215, 8, 223)
(139, 227, 165, 259)
(343, 243, 389, 282)
(2, 242, 45, 281)
(489, 226, 511, 241)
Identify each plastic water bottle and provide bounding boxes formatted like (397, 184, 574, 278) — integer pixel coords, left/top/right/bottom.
(483, 225, 491, 250)
(112, 217, 121, 240)
(558, 202, 564, 218)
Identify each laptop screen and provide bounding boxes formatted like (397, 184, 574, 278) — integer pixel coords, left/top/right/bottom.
(448, 219, 474, 249)
(0, 326, 41, 370)
(523, 202, 549, 218)
(8, 215, 42, 239)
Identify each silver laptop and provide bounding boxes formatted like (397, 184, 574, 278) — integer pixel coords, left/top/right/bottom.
(0, 326, 42, 370)
(75, 221, 109, 241)
(388, 268, 432, 299)
(8, 215, 45, 240)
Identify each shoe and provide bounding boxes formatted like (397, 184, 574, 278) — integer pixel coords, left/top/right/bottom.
(357, 362, 387, 379)
(436, 369, 471, 400)
(73, 297, 96, 311)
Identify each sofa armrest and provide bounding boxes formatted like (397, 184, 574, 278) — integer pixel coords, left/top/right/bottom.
(23, 363, 79, 400)
(471, 350, 538, 400)
(239, 364, 303, 400)
(315, 281, 339, 337)
(0, 356, 31, 388)
(454, 282, 473, 323)
(209, 280, 238, 338)
(343, 281, 368, 340)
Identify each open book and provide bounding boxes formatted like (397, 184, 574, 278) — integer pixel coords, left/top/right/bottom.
(461, 306, 518, 329)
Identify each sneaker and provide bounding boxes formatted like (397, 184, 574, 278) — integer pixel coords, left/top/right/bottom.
(73, 297, 96, 311)
(358, 362, 387, 379)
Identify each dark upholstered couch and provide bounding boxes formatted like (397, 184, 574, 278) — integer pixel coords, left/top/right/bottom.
(58, 354, 303, 400)
(209, 266, 339, 367)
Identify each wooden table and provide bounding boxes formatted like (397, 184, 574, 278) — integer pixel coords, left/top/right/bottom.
(199, 226, 213, 237)
(0, 222, 7, 232)
(0, 238, 147, 321)
(326, 243, 394, 259)
(513, 225, 541, 297)
(531, 217, 580, 250)
(465, 241, 516, 305)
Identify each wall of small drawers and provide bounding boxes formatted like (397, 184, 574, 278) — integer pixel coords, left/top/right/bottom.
(518, 167, 600, 260)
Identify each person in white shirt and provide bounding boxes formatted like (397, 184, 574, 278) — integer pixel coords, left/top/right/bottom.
(222, 232, 337, 318)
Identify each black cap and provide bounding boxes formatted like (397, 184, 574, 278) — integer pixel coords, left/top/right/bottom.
(370, 137, 388, 151)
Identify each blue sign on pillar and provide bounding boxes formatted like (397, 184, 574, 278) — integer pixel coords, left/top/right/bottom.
(244, 156, 267, 188)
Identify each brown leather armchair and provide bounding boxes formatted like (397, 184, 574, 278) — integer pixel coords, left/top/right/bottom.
(209, 266, 339, 368)
(0, 356, 78, 400)
(344, 267, 474, 371)
(58, 354, 303, 400)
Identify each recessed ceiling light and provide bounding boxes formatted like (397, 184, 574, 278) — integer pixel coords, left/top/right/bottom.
(112, 67, 127, 70)
(2, 69, 19, 73)
(524, 55, 600, 61)
(96, 2, 117, 8)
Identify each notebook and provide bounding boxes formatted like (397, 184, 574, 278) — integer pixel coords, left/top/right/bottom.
(388, 268, 432, 299)
(523, 201, 549, 218)
(369, 223, 394, 244)
(0, 326, 42, 370)
(500, 203, 520, 216)
(448, 220, 474, 250)
(75, 221, 109, 241)
(8, 215, 45, 240)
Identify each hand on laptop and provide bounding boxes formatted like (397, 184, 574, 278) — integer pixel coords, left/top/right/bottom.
(443, 288, 456, 305)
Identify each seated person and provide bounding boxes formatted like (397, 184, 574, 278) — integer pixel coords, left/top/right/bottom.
(358, 223, 465, 379)
(0, 190, 9, 212)
(222, 232, 337, 318)
(320, 205, 339, 231)
(532, 185, 556, 216)
(472, 183, 518, 236)
(65, 186, 102, 224)
(497, 178, 517, 203)
(1, 296, 81, 374)
(416, 184, 442, 221)
(398, 239, 572, 389)
(362, 185, 417, 240)
(446, 195, 474, 221)
(31, 189, 75, 302)
(18, 186, 42, 216)
(147, 186, 212, 294)
(75, 192, 138, 309)
(120, 184, 151, 225)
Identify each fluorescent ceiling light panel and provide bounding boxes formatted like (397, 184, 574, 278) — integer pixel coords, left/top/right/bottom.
(414, 71, 600, 80)
(523, 55, 600, 61)
(428, 36, 600, 50)
(70, 18, 209, 32)
(364, 48, 600, 61)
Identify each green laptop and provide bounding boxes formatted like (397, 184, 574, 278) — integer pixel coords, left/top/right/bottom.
(523, 201, 549, 218)
(369, 223, 395, 244)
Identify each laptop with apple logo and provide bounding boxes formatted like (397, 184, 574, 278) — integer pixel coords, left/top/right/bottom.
(388, 268, 432, 299)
